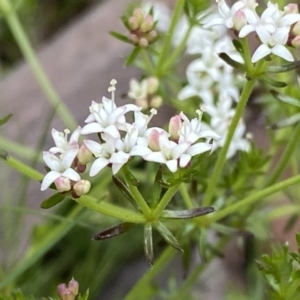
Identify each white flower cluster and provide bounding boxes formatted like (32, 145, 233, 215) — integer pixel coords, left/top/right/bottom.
(205, 0, 300, 63)
(41, 80, 219, 194)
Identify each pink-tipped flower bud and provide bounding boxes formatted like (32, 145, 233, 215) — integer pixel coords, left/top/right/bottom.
(139, 38, 149, 48)
(292, 21, 300, 36)
(57, 283, 75, 300)
(78, 143, 93, 165)
(284, 3, 299, 14)
(73, 180, 91, 197)
(128, 33, 139, 44)
(129, 16, 139, 31)
(68, 278, 79, 296)
(292, 35, 300, 48)
(55, 177, 71, 193)
(148, 129, 161, 151)
(169, 115, 182, 141)
(232, 10, 247, 32)
(145, 30, 157, 42)
(140, 15, 154, 33)
(133, 8, 144, 25)
(146, 77, 159, 94)
(150, 96, 163, 109)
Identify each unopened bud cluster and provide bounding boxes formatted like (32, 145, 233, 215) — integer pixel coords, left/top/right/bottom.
(128, 8, 157, 47)
(57, 278, 79, 300)
(128, 77, 162, 109)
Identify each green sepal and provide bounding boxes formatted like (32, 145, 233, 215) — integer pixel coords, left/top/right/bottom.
(40, 192, 65, 209)
(112, 175, 139, 209)
(77, 289, 90, 300)
(125, 47, 141, 66)
(161, 207, 214, 219)
(144, 223, 154, 265)
(270, 90, 300, 108)
(232, 39, 244, 55)
(0, 149, 8, 160)
(267, 113, 300, 130)
(218, 52, 246, 72)
(155, 221, 183, 252)
(109, 31, 131, 44)
(198, 228, 208, 262)
(0, 113, 12, 127)
(93, 222, 136, 240)
(150, 166, 163, 208)
(260, 75, 287, 88)
(265, 60, 300, 73)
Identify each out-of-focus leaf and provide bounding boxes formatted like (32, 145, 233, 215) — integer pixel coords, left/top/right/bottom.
(40, 193, 65, 209)
(125, 47, 140, 66)
(161, 207, 214, 219)
(109, 31, 131, 44)
(260, 76, 287, 88)
(0, 114, 12, 127)
(270, 90, 300, 108)
(218, 52, 246, 71)
(0, 149, 8, 160)
(267, 113, 300, 130)
(78, 289, 90, 300)
(265, 61, 300, 73)
(232, 39, 244, 55)
(93, 222, 136, 240)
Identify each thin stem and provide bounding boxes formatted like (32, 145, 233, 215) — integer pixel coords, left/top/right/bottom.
(179, 183, 193, 209)
(1, 0, 76, 129)
(153, 183, 180, 218)
(1, 156, 43, 181)
(156, 0, 184, 76)
(206, 174, 300, 224)
(264, 121, 300, 187)
(202, 78, 256, 206)
(75, 195, 147, 223)
(124, 247, 176, 300)
(140, 49, 155, 75)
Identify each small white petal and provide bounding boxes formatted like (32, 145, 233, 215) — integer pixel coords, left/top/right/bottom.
(62, 168, 81, 181)
(179, 154, 191, 168)
(90, 158, 109, 176)
(41, 171, 61, 191)
(166, 160, 178, 173)
(81, 122, 104, 134)
(272, 45, 294, 61)
(252, 44, 271, 63)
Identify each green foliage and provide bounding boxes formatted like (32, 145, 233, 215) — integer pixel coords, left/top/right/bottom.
(257, 234, 300, 300)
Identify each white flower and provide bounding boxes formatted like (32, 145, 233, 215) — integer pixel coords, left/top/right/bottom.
(41, 147, 80, 191)
(81, 79, 141, 138)
(49, 126, 81, 156)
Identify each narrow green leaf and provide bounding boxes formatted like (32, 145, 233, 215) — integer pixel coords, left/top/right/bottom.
(123, 168, 140, 186)
(260, 76, 287, 88)
(218, 52, 246, 71)
(199, 228, 208, 262)
(144, 223, 154, 265)
(125, 47, 140, 66)
(0, 149, 8, 160)
(267, 113, 300, 130)
(270, 90, 300, 108)
(155, 221, 183, 252)
(0, 113, 12, 127)
(93, 222, 136, 240)
(112, 175, 138, 209)
(150, 166, 163, 208)
(232, 39, 244, 55)
(78, 289, 90, 300)
(265, 60, 300, 73)
(109, 31, 131, 44)
(120, 14, 131, 30)
(40, 192, 65, 209)
(161, 207, 214, 219)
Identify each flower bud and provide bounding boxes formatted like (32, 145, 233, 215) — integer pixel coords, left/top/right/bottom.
(150, 96, 163, 109)
(136, 98, 149, 110)
(292, 21, 300, 36)
(169, 115, 182, 141)
(140, 15, 154, 33)
(284, 3, 299, 14)
(292, 35, 300, 48)
(55, 177, 71, 193)
(133, 8, 144, 25)
(145, 30, 157, 42)
(73, 180, 91, 196)
(57, 283, 76, 300)
(68, 278, 79, 296)
(128, 16, 139, 31)
(146, 77, 159, 94)
(78, 143, 93, 165)
(148, 129, 161, 151)
(232, 10, 247, 32)
(128, 34, 139, 44)
(139, 38, 149, 48)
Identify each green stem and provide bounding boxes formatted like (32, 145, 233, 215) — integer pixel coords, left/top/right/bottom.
(202, 78, 256, 206)
(1, 155, 43, 181)
(124, 247, 176, 300)
(179, 183, 193, 209)
(264, 121, 300, 187)
(156, 0, 184, 76)
(75, 195, 147, 223)
(140, 49, 155, 75)
(0, 205, 86, 291)
(153, 183, 180, 218)
(206, 174, 300, 224)
(1, 0, 76, 129)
